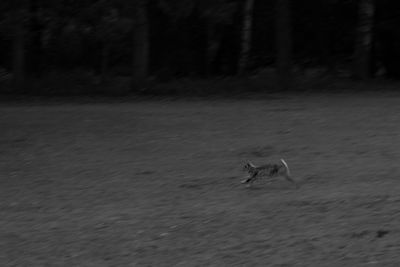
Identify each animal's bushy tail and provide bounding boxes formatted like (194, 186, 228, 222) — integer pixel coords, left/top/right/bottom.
(280, 159, 290, 175)
(280, 158, 298, 188)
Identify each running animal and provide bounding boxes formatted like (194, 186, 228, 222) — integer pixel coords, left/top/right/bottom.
(241, 159, 298, 188)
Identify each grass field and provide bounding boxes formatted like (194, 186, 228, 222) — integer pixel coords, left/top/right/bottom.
(1, 92, 400, 266)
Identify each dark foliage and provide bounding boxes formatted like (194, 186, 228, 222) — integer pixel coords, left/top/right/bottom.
(1, 0, 400, 95)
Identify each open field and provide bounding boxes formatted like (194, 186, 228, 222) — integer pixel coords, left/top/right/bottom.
(0, 93, 400, 266)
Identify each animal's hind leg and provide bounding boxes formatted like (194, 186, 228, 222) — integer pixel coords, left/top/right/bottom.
(284, 173, 299, 188)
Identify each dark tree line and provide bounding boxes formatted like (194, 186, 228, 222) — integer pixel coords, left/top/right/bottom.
(1, 0, 400, 94)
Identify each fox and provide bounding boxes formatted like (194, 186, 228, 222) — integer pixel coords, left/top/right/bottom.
(241, 159, 298, 188)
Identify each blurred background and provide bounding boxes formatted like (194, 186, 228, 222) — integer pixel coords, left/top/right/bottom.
(2, 1, 400, 266)
(0, 0, 398, 95)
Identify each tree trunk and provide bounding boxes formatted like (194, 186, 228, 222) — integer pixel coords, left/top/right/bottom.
(101, 42, 110, 83)
(13, 20, 25, 92)
(132, 1, 149, 90)
(275, 0, 292, 90)
(205, 21, 220, 77)
(238, 0, 254, 75)
(354, 0, 374, 80)
(29, 0, 43, 75)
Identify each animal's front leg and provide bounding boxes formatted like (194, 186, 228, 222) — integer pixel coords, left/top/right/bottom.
(242, 173, 257, 187)
(241, 176, 251, 184)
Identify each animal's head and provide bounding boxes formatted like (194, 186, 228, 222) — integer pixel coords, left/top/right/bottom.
(243, 161, 255, 171)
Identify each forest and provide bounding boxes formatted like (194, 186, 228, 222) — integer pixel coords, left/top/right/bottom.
(0, 0, 400, 95)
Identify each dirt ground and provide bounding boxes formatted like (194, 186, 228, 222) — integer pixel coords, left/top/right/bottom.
(0, 93, 399, 266)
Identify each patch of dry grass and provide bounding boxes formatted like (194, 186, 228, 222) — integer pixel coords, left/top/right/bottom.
(0, 93, 399, 266)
